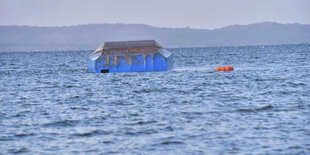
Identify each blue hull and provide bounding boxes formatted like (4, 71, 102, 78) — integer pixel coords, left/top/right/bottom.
(88, 53, 173, 73)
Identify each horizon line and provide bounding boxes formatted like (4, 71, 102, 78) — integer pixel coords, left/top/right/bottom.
(0, 21, 309, 30)
(1, 43, 309, 53)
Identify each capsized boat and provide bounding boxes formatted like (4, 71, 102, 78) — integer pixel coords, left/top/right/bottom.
(88, 40, 173, 73)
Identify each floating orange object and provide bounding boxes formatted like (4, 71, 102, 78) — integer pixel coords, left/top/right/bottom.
(215, 66, 234, 71)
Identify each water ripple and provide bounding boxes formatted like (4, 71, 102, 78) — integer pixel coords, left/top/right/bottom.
(0, 44, 310, 154)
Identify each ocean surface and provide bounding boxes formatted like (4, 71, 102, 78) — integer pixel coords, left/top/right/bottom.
(0, 44, 310, 154)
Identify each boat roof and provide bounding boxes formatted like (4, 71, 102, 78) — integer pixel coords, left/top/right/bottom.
(103, 40, 161, 50)
(90, 40, 163, 57)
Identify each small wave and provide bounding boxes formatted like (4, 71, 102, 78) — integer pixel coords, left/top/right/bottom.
(133, 87, 165, 94)
(9, 147, 29, 154)
(256, 105, 273, 111)
(65, 85, 74, 88)
(236, 109, 256, 113)
(0, 112, 7, 118)
(43, 120, 79, 127)
(102, 140, 114, 144)
(70, 106, 89, 110)
(160, 141, 183, 145)
(173, 67, 210, 72)
(15, 133, 35, 138)
(126, 120, 157, 125)
(236, 105, 273, 113)
(236, 67, 267, 71)
(72, 130, 109, 137)
(109, 100, 134, 106)
(181, 111, 203, 115)
(12, 113, 26, 118)
(0, 136, 14, 141)
(124, 129, 158, 135)
(133, 89, 152, 94)
(287, 82, 306, 87)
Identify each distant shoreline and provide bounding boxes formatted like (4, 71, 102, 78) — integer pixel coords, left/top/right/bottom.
(1, 21, 309, 31)
(1, 22, 310, 52)
(1, 43, 309, 53)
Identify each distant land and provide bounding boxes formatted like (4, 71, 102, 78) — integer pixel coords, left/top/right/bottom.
(0, 22, 310, 51)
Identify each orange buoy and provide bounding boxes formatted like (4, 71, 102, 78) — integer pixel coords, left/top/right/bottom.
(215, 66, 234, 71)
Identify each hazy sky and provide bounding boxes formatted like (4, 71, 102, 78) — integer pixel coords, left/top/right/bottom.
(0, 0, 309, 29)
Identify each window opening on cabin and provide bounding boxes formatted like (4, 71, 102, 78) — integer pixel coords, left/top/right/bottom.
(101, 69, 109, 73)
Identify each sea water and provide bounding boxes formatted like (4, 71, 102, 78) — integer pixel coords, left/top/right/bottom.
(0, 44, 309, 154)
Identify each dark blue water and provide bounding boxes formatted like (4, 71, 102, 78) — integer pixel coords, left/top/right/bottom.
(1, 44, 310, 154)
